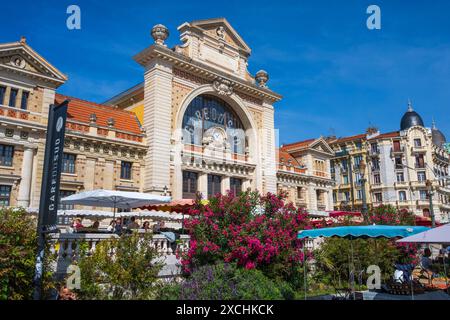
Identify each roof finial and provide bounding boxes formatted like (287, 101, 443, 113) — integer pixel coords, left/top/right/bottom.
(432, 117, 437, 129)
(20, 36, 26, 44)
(407, 99, 413, 112)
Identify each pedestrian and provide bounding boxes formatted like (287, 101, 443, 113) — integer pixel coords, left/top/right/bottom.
(58, 286, 77, 300)
(107, 219, 116, 232)
(142, 221, 150, 232)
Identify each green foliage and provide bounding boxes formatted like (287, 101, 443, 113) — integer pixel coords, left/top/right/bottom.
(0, 207, 54, 300)
(74, 232, 163, 300)
(313, 238, 402, 287)
(159, 263, 289, 300)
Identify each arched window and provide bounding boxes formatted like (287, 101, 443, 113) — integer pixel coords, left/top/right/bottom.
(182, 95, 246, 154)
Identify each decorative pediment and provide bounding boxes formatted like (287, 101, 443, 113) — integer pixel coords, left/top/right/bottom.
(309, 138, 334, 155)
(179, 18, 251, 55)
(0, 39, 67, 87)
(175, 18, 252, 78)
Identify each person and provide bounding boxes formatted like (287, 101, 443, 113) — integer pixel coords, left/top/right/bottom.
(127, 216, 140, 229)
(114, 218, 123, 235)
(142, 221, 150, 232)
(58, 286, 77, 300)
(420, 248, 435, 285)
(72, 218, 84, 231)
(152, 221, 164, 233)
(107, 220, 116, 232)
(89, 220, 100, 230)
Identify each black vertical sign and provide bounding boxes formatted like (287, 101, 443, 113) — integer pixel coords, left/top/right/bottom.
(37, 100, 68, 232)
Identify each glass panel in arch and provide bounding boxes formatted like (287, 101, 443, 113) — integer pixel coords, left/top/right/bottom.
(181, 95, 246, 153)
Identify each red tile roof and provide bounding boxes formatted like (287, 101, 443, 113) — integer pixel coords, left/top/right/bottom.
(329, 133, 366, 144)
(276, 148, 307, 174)
(368, 131, 400, 140)
(280, 138, 316, 151)
(55, 93, 142, 135)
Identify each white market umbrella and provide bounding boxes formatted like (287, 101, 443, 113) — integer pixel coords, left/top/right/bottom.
(396, 223, 450, 245)
(118, 210, 184, 221)
(61, 189, 171, 219)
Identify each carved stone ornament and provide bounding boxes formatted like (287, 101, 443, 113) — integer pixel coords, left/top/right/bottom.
(255, 70, 269, 88)
(213, 78, 233, 96)
(216, 26, 225, 40)
(10, 55, 26, 69)
(151, 24, 169, 46)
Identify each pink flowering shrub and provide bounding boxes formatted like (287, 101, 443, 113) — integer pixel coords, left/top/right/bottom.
(180, 191, 311, 281)
(368, 205, 416, 226)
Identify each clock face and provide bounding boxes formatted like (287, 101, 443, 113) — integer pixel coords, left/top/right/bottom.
(213, 130, 222, 142)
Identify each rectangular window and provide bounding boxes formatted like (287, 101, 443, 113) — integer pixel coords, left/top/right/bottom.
(374, 193, 383, 203)
(396, 172, 405, 182)
(333, 192, 337, 203)
(0, 144, 14, 166)
(62, 153, 76, 174)
(419, 190, 428, 200)
(371, 143, 379, 153)
(356, 189, 363, 200)
(373, 173, 381, 184)
(230, 177, 242, 195)
(414, 139, 422, 147)
(57, 189, 75, 225)
(207, 174, 222, 198)
(58, 190, 75, 210)
(0, 185, 12, 206)
(417, 171, 426, 182)
(9, 88, 18, 107)
(343, 175, 349, 184)
(355, 141, 362, 149)
(182, 171, 198, 199)
(354, 155, 362, 167)
(355, 173, 362, 185)
(344, 191, 350, 202)
(0, 86, 6, 105)
(20, 91, 29, 110)
(120, 161, 132, 180)
(399, 191, 407, 201)
(342, 159, 348, 171)
(393, 140, 401, 152)
(415, 154, 425, 168)
(372, 159, 380, 170)
(297, 187, 304, 200)
(395, 157, 403, 169)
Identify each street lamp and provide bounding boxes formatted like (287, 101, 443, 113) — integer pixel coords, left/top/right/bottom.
(425, 180, 436, 228)
(358, 159, 369, 219)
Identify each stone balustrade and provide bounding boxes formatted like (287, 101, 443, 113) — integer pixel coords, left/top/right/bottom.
(48, 232, 190, 279)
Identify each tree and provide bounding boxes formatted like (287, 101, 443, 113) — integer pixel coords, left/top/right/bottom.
(0, 207, 54, 300)
(74, 232, 163, 300)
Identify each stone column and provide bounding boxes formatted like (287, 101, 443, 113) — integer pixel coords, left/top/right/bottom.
(222, 176, 230, 194)
(17, 146, 35, 207)
(198, 173, 208, 199)
(261, 102, 277, 194)
(142, 58, 173, 194)
(308, 183, 317, 210)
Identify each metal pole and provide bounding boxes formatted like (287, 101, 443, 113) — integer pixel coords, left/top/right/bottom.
(361, 177, 368, 222)
(428, 191, 436, 228)
(32, 228, 45, 300)
(303, 241, 307, 300)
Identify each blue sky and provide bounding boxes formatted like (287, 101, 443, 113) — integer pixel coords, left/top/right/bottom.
(2, 0, 449, 144)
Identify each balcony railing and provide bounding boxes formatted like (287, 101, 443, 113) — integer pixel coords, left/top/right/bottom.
(49, 233, 190, 279)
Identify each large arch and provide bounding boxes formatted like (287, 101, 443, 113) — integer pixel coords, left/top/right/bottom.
(171, 84, 261, 199)
(174, 84, 259, 161)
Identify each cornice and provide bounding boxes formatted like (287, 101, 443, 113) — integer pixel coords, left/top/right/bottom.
(133, 45, 282, 103)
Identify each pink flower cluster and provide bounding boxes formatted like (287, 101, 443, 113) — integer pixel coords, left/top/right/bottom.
(181, 191, 310, 272)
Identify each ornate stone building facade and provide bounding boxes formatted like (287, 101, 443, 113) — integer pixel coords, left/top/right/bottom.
(276, 138, 335, 212)
(0, 38, 145, 213)
(106, 18, 281, 199)
(328, 103, 450, 223)
(2, 18, 336, 213)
